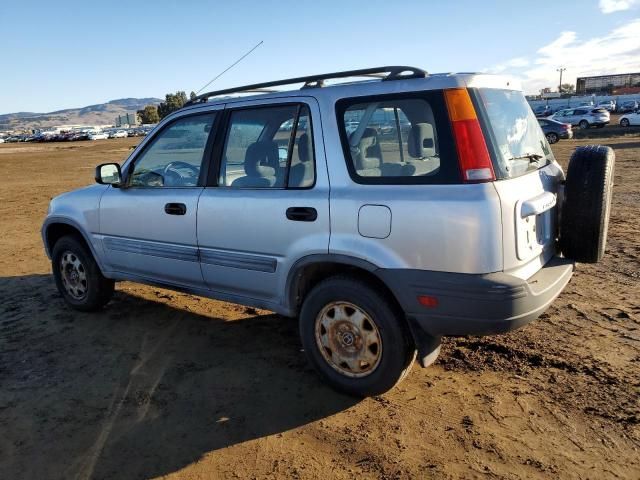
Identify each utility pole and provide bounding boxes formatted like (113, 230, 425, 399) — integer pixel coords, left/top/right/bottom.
(556, 67, 566, 93)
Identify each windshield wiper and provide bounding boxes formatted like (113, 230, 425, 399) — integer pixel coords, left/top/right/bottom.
(507, 153, 543, 163)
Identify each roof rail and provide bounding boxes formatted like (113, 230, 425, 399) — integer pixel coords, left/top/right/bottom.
(184, 66, 427, 106)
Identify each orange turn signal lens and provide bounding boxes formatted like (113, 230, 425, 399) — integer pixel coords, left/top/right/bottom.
(444, 88, 477, 121)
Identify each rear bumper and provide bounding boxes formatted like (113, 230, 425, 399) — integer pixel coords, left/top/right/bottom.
(560, 130, 573, 139)
(377, 256, 574, 336)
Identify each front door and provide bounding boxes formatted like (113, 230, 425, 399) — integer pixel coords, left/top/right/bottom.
(197, 98, 329, 307)
(98, 108, 221, 288)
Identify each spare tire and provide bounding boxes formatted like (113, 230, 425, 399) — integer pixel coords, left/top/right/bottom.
(560, 145, 615, 263)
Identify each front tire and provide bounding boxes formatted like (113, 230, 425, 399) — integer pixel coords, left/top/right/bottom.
(52, 235, 114, 311)
(299, 276, 416, 397)
(620, 118, 630, 127)
(579, 120, 589, 130)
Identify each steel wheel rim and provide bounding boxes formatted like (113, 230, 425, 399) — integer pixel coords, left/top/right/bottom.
(60, 251, 88, 300)
(314, 301, 382, 378)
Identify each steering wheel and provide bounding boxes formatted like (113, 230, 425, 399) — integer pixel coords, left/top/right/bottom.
(162, 161, 200, 186)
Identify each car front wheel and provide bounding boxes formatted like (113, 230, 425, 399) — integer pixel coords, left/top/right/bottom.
(620, 118, 630, 127)
(579, 120, 590, 129)
(299, 276, 416, 397)
(52, 235, 114, 311)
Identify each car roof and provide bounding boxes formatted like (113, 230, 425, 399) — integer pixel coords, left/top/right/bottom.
(180, 72, 521, 113)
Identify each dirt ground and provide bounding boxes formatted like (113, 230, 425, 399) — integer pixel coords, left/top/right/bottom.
(0, 135, 638, 480)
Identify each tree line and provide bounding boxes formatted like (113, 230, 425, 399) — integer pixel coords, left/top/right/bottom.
(137, 91, 198, 124)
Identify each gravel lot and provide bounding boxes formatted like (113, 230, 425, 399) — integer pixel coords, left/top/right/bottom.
(0, 136, 638, 479)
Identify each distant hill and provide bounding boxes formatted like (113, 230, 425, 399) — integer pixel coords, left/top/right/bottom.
(0, 98, 162, 131)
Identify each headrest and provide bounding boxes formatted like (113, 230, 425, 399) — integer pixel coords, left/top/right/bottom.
(408, 123, 435, 158)
(244, 140, 278, 177)
(297, 133, 311, 163)
(357, 128, 381, 169)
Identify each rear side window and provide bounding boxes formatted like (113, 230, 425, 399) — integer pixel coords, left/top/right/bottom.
(336, 92, 459, 184)
(473, 88, 555, 179)
(219, 104, 315, 188)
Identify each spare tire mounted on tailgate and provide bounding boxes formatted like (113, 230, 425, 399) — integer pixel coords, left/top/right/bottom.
(560, 145, 615, 263)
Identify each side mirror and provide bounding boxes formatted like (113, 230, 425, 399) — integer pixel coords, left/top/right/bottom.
(95, 163, 122, 186)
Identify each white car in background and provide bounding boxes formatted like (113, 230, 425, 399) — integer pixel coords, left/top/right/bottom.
(88, 132, 108, 140)
(619, 110, 640, 127)
(111, 130, 128, 138)
(0, 138, 5, 144)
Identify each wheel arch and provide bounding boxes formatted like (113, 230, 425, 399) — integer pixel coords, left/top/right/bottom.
(42, 217, 106, 273)
(285, 254, 402, 318)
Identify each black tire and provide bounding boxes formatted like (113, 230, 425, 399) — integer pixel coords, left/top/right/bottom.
(546, 132, 559, 144)
(578, 120, 589, 130)
(299, 276, 416, 397)
(620, 118, 630, 127)
(52, 235, 114, 311)
(560, 145, 615, 263)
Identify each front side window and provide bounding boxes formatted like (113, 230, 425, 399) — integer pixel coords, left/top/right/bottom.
(219, 104, 315, 188)
(129, 113, 216, 187)
(339, 98, 446, 181)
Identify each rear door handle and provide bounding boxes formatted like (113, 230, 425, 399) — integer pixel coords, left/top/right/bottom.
(164, 203, 187, 215)
(286, 207, 317, 222)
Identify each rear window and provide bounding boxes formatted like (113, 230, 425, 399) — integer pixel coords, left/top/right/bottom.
(336, 92, 460, 184)
(473, 88, 555, 179)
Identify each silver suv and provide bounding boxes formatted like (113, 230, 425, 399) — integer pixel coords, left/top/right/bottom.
(42, 66, 614, 397)
(551, 106, 610, 129)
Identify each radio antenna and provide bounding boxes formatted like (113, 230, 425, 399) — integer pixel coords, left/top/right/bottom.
(195, 40, 264, 95)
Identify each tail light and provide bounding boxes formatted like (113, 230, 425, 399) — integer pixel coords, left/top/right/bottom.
(444, 88, 495, 183)
(561, 124, 571, 131)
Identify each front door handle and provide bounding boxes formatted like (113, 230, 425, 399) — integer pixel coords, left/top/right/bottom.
(164, 203, 187, 215)
(286, 207, 317, 222)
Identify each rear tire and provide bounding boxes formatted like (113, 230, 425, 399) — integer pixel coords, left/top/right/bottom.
(52, 235, 115, 311)
(546, 132, 559, 144)
(578, 120, 589, 130)
(299, 276, 416, 397)
(620, 118, 630, 127)
(560, 145, 615, 263)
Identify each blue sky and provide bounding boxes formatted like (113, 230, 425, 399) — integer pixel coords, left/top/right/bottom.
(1, 0, 639, 114)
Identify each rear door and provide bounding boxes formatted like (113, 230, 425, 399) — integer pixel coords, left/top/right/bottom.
(196, 97, 329, 307)
(474, 88, 564, 279)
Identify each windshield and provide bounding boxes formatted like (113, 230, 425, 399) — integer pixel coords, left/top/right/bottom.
(475, 88, 555, 179)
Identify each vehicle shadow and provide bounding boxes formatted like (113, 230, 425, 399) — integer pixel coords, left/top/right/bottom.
(0, 274, 358, 480)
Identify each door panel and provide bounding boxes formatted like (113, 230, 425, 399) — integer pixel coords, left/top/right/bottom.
(197, 98, 330, 305)
(99, 188, 203, 286)
(98, 109, 221, 287)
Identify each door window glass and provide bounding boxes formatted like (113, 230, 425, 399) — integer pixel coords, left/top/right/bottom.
(129, 113, 216, 187)
(220, 105, 315, 188)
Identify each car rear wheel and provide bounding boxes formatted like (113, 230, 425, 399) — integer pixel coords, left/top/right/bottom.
(620, 118, 630, 127)
(578, 120, 589, 130)
(299, 276, 416, 397)
(546, 132, 559, 144)
(52, 235, 115, 311)
(560, 145, 615, 263)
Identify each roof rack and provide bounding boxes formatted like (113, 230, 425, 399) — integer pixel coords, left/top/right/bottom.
(184, 66, 427, 106)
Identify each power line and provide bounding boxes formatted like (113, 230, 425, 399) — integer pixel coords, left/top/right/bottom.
(195, 41, 264, 95)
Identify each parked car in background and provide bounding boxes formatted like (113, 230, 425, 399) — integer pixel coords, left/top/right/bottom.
(578, 101, 594, 107)
(110, 130, 128, 138)
(551, 107, 610, 129)
(88, 132, 109, 140)
(0, 138, 4, 144)
(533, 105, 553, 117)
(618, 100, 639, 113)
(619, 110, 640, 127)
(597, 100, 616, 112)
(538, 118, 572, 143)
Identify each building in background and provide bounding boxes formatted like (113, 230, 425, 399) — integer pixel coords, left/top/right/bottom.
(115, 113, 138, 127)
(576, 73, 640, 95)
